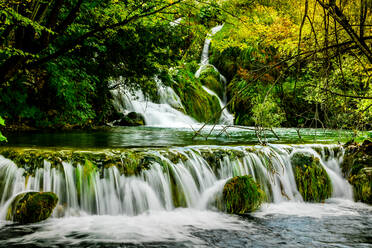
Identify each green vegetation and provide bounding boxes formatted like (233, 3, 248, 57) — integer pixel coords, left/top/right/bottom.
(6, 192, 58, 224)
(0, 0, 370, 132)
(291, 152, 332, 202)
(0, 148, 154, 176)
(222, 175, 265, 214)
(342, 140, 372, 204)
(199, 66, 224, 99)
(171, 66, 221, 123)
(0, 117, 6, 142)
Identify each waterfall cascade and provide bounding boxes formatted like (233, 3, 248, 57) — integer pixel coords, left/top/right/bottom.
(0, 144, 352, 219)
(110, 76, 197, 127)
(195, 25, 234, 125)
(110, 24, 234, 127)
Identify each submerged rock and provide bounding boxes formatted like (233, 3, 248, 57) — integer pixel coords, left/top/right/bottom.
(222, 175, 265, 214)
(291, 152, 332, 202)
(6, 192, 58, 224)
(342, 139, 372, 204)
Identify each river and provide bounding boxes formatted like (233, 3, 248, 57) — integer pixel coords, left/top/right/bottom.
(0, 127, 371, 247)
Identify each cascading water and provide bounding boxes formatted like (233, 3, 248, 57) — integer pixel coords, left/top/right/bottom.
(0, 145, 353, 219)
(110, 76, 197, 127)
(195, 25, 234, 125)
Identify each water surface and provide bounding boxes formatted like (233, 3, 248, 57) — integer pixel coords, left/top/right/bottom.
(3, 126, 357, 148)
(0, 199, 370, 248)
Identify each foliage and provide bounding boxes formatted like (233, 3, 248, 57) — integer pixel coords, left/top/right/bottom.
(0, 116, 6, 142)
(0, 0, 370, 131)
(252, 96, 286, 128)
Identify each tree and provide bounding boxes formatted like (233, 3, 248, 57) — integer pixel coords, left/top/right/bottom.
(0, 0, 184, 84)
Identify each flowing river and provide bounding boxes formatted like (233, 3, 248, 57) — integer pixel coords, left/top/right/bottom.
(0, 127, 371, 248)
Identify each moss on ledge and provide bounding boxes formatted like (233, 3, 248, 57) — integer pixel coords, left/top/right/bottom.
(0, 148, 160, 177)
(291, 152, 332, 202)
(341, 140, 372, 204)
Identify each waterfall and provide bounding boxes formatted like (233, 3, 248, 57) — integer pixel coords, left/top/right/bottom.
(110, 76, 197, 127)
(0, 145, 353, 219)
(195, 25, 234, 125)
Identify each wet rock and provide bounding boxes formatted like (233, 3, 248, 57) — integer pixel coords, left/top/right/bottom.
(221, 175, 265, 214)
(117, 112, 145, 126)
(342, 139, 372, 204)
(199, 66, 224, 99)
(6, 192, 58, 224)
(291, 152, 332, 202)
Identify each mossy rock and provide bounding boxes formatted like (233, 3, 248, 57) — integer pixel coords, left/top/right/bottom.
(222, 175, 265, 214)
(349, 168, 372, 204)
(342, 139, 372, 204)
(291, 152, 332, 202)
(117, 112, 145, 126)
(171, 67, 221, 123)
(199, 66, 224, 99)
(6, 192, 58, 224)
(0, 148, 155, 177)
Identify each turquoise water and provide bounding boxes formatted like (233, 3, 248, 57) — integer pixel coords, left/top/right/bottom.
(2, 126, 360, 148)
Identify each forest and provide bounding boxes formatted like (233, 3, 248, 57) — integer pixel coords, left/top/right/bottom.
(0, 1, 372, 246)
(0, 0, 371, 136)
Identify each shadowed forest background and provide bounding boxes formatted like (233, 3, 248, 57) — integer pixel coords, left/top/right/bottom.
(0, 0, 371, 138)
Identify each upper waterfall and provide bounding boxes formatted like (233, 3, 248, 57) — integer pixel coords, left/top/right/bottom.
(110, 77, 197, 128)
(195, 25, 234, 125)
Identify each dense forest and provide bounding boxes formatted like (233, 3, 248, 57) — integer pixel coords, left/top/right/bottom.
(0, 0, 371, 135)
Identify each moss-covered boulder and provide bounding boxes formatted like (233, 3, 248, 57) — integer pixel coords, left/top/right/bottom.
(291, 152, 332, 202)
(6, 192, 58, 224)
(342, 140, 372, 204)
(221, 175, 265, 214)
(171, 67, 221, 123)
(199, 66, 224, 99)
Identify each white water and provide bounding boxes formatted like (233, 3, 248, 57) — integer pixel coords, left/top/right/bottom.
(110, 77, 197, 127)
(2, 209, 247, 245)
(0, 145, 353, 219)
(110, 24, 233, 127)
(195, 25, 234, 125)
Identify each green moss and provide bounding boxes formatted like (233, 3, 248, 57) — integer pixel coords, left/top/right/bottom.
(291, 152, 332, 202)
(172, 67, 221, 123)
(222, 175, 265, 214)
(349, 168, 372, 204)
(6, 192, 58, 224)
(162, 151, 188, 164)
(342, 140, 372, 204)
(0, 148, 155, 177)
(199, 66, 224, 99)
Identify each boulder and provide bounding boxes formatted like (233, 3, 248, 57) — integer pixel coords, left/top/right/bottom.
(117, 112, 145, 126)
(221, 175, 265, 214)
(291, 152, 332, 202)
(342, 139, 372, 204)
(6, 192, 58, 224)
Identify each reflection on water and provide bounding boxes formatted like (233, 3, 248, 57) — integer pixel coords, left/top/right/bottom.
(3, 126, 357, 148)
